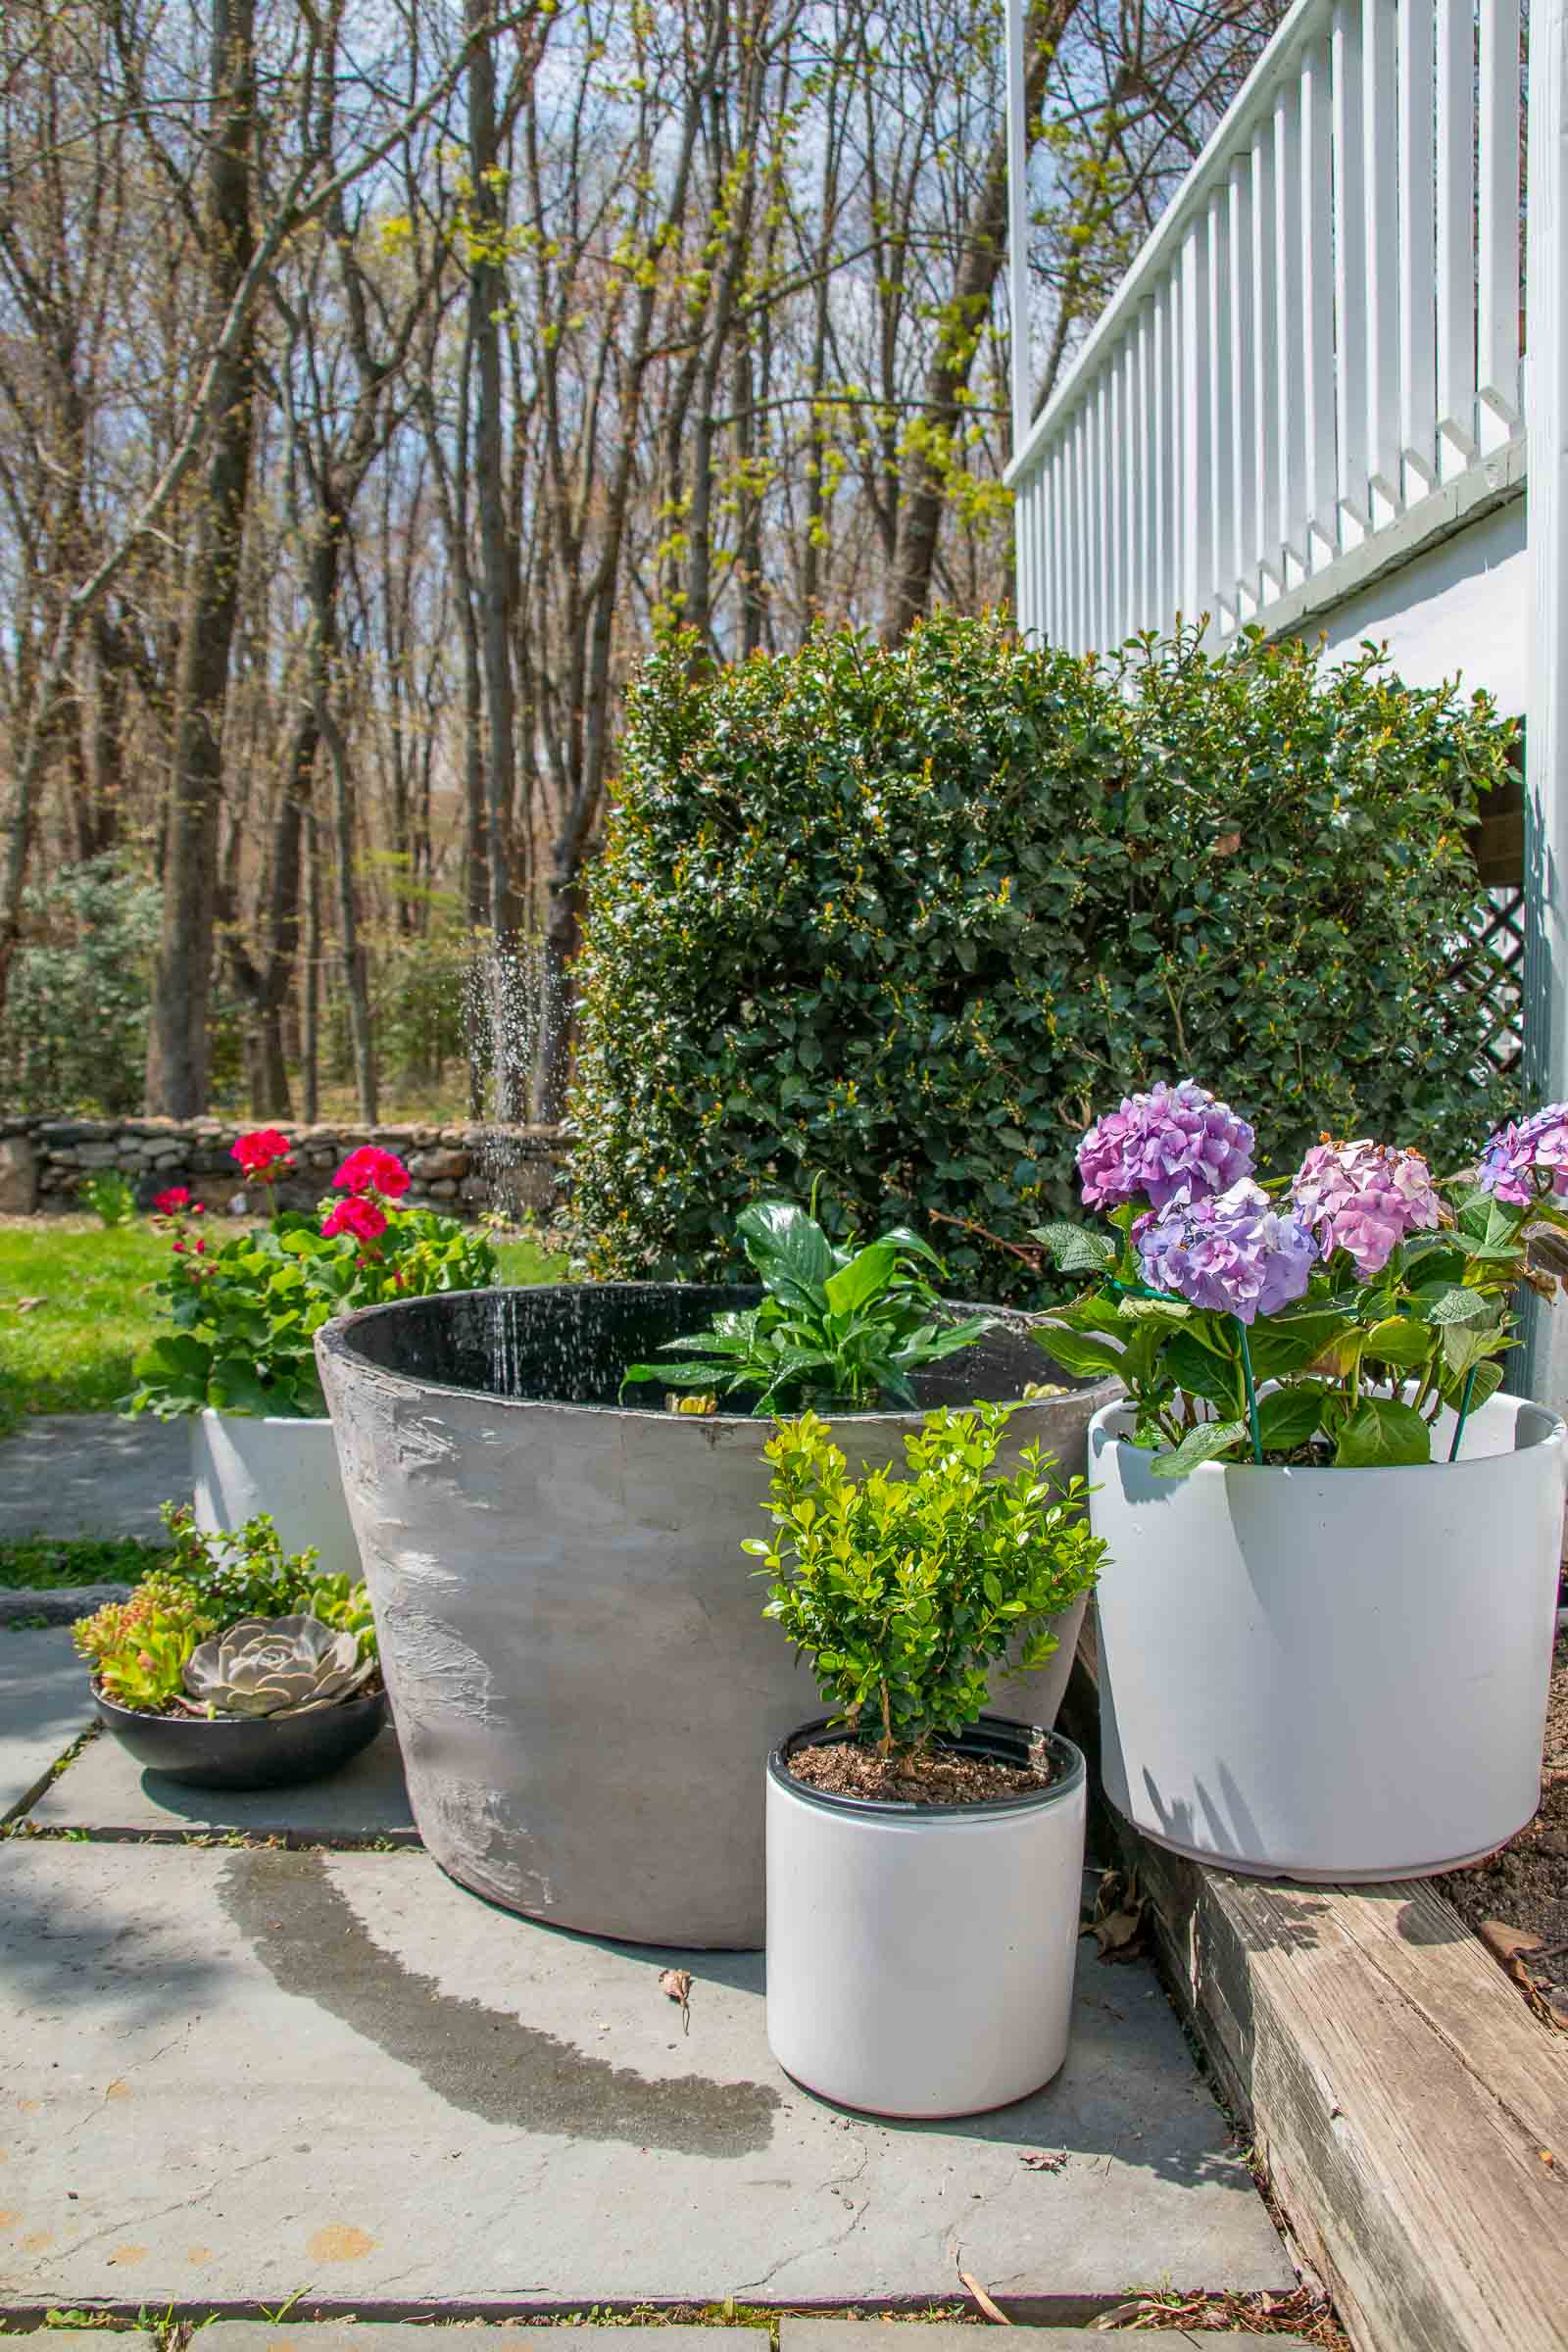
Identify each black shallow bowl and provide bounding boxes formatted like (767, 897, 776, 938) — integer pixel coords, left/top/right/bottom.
(92, 1686, 386, 1790)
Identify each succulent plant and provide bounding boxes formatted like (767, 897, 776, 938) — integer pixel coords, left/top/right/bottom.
(181, 1614, 376, 1718)
(74, 1575, 217, 1712)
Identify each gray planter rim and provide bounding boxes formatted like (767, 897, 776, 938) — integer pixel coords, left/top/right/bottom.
(318, 1280, 1111, 1425)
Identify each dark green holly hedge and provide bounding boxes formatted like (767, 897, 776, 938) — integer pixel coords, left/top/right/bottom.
(569, 613, 1517, 1301)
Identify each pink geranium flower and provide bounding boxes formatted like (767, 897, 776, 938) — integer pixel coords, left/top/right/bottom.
(152, 1187, 191, 1214)
(333, 1145, 411, 1200)
(322, 1196, 388, 1245)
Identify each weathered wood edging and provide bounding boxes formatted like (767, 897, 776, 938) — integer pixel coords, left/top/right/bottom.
(1063, 1616, 1568, 2352)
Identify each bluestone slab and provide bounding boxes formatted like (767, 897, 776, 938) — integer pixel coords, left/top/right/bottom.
(0, 1840, 1289, 2310)
(0, 1414, 189, 1541)
(783, 2331, 1310, 2350)
(25, 1719, 416, 1841)
(196, 2332, 764, 2352)
(0, 1628, 90, 1818)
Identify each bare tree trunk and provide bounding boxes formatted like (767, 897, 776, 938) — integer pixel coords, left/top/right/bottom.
(301, 803, 320, 1124)
(145, 0, 257, 1113)
(883, 0, 1075, 643)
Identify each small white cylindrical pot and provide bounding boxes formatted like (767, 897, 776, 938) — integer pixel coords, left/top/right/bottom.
(765, 1718, 1087, 2117)
(191, 1406, 363, 1582)
(1089, 1391, 1568, 1882)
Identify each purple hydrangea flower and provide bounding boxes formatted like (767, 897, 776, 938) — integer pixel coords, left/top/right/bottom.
(1135, 1180, 1318, 1324)
(1292, 1137, 1441, 1278)
(1478, 1103, 1568, 1206)
(1077, 1078, 1255, 1212)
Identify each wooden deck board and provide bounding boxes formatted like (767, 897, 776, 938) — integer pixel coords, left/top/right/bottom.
(1065, 1624, 1568, 2352)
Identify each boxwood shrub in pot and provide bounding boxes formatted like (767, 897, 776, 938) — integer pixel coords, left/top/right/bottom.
(1033, 1078, 1568, 1881)
(754, 1401, 1103, 2118)
(127, 1132, 495, 1578)
(570, 614, 1515, 1303)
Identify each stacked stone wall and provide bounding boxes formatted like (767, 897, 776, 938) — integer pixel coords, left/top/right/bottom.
(0, 1116, 567, 1221)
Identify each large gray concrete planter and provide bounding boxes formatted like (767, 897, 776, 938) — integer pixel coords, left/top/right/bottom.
(317, 1283, 1117, 1948)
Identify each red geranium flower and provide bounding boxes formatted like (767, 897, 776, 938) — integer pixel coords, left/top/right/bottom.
(232, 1128, 293, 1179)
(322, 1197, 388, 1245)
(152, 1188, 191, 1214)
(333, 1145, 411, 1200)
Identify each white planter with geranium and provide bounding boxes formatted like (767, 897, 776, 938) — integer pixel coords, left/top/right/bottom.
(130, 1130, 496, 1582)
(1031, 1082, 1568, 1882)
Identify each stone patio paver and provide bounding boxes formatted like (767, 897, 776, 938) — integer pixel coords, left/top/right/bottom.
(783, 2329, 1309, 2349)
(0, 1628, 91, 1818)
(24, 1719, 416, 1841)
(0, 1838, 1292, 2309)
(0, 1413, 189, 1543)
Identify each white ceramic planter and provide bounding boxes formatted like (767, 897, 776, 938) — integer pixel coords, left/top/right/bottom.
(765, 1717, 1087, 2117)
(1089, 1390, 1568, 1881)
(191, 1407, 362, 1583)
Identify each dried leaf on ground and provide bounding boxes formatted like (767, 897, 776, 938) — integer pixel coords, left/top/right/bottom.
(658, 1967, 694, 2033)
(1018, 2149, 1067, 2173)
(1086, 1866, 1148, 1961)
(1477, 1918, 1568, 2031)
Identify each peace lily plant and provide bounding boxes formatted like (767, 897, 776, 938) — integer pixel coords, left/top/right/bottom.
(1031, 1078, 1568, 1475)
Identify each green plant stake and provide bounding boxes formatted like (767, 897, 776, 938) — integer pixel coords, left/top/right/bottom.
(1447, 1363, 1480, 1463)
(1236, 1320, 1265, 1466)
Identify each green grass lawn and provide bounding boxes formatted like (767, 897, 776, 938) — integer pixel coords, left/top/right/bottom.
(0, 1215, 567, 1437)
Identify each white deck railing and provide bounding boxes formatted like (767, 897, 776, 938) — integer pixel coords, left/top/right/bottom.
(1004, 0, 1527, 654)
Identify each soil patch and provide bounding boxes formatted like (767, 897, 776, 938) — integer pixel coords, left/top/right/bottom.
(787, 1735, 1053, 1805)
(1438, 1629, 1568, 2004)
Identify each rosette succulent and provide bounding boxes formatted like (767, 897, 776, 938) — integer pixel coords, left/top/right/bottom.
(1077, 1079, 1254, 1212)
(1292, 1138, 1441, 1277)
(182, 1615, 375, 1718)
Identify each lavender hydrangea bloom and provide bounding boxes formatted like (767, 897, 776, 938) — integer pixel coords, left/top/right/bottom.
(1077, 1078, 1255, 1212)
(1292, 1138, 1441, 1277)
(1478, 1103, 1568, 1206)
(1135, 1180, 1318, 1324)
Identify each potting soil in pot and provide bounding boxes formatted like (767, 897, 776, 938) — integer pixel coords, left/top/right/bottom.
(785, 1737, 1054, 1805)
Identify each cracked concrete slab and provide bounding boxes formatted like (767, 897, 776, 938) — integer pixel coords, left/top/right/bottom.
(0, 1839, 1290, 2311)
(0, 1415, 189, 1543)
(0, 1629, 90, 1819)
(24, 1721, 417, 1842)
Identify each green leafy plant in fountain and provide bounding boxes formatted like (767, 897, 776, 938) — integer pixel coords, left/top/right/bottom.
(71, 1576, 218, 1712)
(80, 1170, 138, 1228)
(620, 1199, 993, 1413)
(128, 1134, 497, 1419)
(157, 1504, 376, 1658)
(571, 615, 1515, 1302)
(746, 1401, 1105, 1755)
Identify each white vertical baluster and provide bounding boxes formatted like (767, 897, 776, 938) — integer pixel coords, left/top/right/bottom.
(1051, 439, 1066, 648)
(1104, 367, 1114, 649)
(1523, 0, 1568, 1405)
(1072, 407, 1088, 654)
(1179, 220, 1211, 630)
(1250, 123, 1279, 601)
(1136, 304, 1155, 630)
(1362, 0, 1401, 509)
(1013, 479, 1028, 638)
(1091, 375, 1106, 650)
(1228, 158, 1256, 617)
(1398, 0, 1439, 491)
(1206, 189, 1233, 629)
(1274, 75, 1307, 578)
(1036, 461, 1052, 644)
(1333, 0, 1371, 529)
(1108, 351, 1125, 646)
(1019, 472, 1037, 641)
(1436, 0, 1477, 468)
(1478, 0, 1523, 443)
(1300, 40, 1339, 558)
(1152, 283, 1171, 629)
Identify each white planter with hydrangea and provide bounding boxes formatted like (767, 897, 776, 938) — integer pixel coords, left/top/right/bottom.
(1030, 1081, 1568, 1881)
